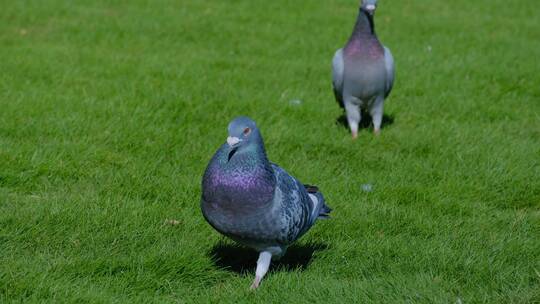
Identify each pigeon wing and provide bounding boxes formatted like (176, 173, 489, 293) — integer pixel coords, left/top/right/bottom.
(332, 48, 345, 108)
(271, 164, 330, 244)
(383, 46, 395, 98)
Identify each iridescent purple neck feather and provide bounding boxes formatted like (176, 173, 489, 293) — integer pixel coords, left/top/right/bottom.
(202, 128, 275, 213)
(344, 8, 384, 59)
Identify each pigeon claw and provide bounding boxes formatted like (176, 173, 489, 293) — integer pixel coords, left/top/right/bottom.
(250, 276, 262, 290)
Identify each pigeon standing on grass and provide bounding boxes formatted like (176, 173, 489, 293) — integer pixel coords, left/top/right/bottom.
(201, 116, 331, 289)
(332, 0, 394, 138)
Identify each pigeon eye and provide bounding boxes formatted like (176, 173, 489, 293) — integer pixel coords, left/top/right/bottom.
(243, 127, 251, 136)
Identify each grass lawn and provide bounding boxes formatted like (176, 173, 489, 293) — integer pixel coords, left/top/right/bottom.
(1, 0, 539, 302)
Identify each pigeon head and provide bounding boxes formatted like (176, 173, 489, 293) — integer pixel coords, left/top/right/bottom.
(226, 116, 262, 160)
(360, 0, 378, 16)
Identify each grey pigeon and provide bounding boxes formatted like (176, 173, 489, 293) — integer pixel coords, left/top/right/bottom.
(201, 117, 331, 289)
(332, 0, 395, 138)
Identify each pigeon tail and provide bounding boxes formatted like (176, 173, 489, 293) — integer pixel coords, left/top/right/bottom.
(304, 184, 332, 219)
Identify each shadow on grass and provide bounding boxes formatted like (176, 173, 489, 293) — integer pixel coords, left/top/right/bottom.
(209, 241, 329, 274)
(335, 112, 395, 131)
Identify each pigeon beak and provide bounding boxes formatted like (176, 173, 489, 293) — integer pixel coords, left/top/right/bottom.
(226, 137, 242, 161)
(365, 4, 376, 14)
(227, 136, 242, 147)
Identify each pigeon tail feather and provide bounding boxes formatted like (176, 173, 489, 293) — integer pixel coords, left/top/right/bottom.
(304, 184, 332, 219)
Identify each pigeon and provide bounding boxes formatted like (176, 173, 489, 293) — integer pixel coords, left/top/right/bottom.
(201, 116, 331, 289)
(332, 0, 395, 138)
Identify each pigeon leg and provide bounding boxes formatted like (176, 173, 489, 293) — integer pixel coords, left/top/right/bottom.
(250, 251, 272, 290)
(370, 96, 384, 135)
(344, 97, 361, 139)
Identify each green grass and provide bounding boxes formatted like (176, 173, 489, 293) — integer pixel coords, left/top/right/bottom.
(1, 0, 539, 302)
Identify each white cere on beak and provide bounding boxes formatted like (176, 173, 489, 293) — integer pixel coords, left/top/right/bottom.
(366, 4, 376, 10)
(227, 136, 242, 147)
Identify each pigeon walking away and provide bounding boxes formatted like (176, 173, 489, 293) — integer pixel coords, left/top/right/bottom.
(332, 0, 394, 138)
(201, 117, 331, 289)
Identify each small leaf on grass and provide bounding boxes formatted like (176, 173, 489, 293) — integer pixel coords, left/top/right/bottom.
(164, 219, 181, 226)
(289, 99, 302, 106)
(361, 183, 373, 192)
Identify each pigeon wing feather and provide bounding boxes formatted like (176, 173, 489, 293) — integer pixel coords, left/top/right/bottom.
(383, 46, 395, 98)
(332, 48, 345, 108)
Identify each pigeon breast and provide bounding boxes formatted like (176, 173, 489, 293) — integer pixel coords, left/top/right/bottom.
(201, 143, 277, 241)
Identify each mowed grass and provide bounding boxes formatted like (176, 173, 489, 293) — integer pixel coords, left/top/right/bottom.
(1, 0, 539, 302)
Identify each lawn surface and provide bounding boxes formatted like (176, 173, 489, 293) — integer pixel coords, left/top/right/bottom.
(1, 0, 539, 303)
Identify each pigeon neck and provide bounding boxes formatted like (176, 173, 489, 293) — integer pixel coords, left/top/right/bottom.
(350, 9, 376, 39)
(228, 131, 274, 185)
(240, 131, 268, 161)
(202, 133, 276, 206)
